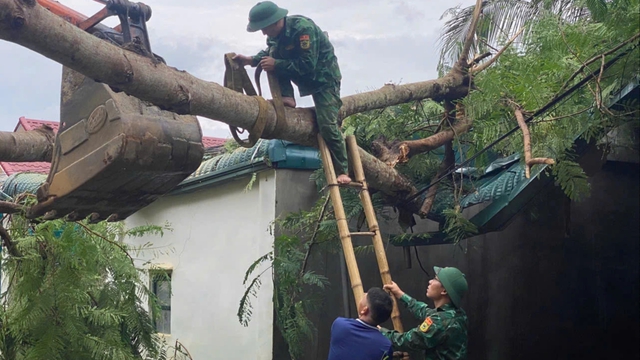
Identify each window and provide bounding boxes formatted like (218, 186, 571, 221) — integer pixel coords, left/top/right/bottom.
(150, 270, 172, 334)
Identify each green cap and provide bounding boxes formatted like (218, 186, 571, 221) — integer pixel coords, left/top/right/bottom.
(246, 1, 288, 32)
(434, 266, 468, 307)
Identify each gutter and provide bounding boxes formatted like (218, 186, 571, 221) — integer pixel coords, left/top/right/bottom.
(168, 157, 271, 196)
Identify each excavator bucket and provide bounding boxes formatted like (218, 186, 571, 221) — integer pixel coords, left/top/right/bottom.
(27, 67, 204, 222)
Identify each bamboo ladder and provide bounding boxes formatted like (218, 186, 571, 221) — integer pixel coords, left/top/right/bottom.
(317, 134, 404, 332)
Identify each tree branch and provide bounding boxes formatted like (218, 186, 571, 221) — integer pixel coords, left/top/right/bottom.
(513, 105, 555, 178)
(557, 31, 640, 96)
(419, 140, 455, 216)
(468, 52, 492, 67)
(472, 26, 526, 74)
(0, 201, 25, 214)
(376, 102, 473, 166)
(536, 106, 593, 123)
(458, 0, 484, 66)
(0, 222, 22, 257)
(301, 195, 331, 275)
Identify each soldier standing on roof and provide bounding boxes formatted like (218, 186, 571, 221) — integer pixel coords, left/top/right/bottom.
(380, 266, 469, 359)
(233, 1, 352, 185)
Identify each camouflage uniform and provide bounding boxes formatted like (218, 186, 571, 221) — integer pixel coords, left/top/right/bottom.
(250, 15, 349, 175)
(380, 294, 468, 360)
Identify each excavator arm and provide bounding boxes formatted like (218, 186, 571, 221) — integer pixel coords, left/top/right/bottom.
(27, 0, 204, 222)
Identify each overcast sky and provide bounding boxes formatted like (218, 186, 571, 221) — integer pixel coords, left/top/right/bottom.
(0, 0, 476, 138)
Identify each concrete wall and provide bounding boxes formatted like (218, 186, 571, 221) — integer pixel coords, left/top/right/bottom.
(291, 161, 638, 360)
(124, 170, 277, 360)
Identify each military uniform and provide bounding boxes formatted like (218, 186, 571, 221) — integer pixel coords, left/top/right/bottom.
(380, 294, 468, 360)
(250, 14, 349, 175)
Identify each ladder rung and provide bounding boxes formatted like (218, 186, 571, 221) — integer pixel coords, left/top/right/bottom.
(350, 231, 376, 237)
(329, 181, 364, 189)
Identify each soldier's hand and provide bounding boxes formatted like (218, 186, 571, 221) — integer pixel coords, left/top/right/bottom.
(383, 281, 405, 299)
(259, 56, 277, 72)
(232, 54, 253, 67)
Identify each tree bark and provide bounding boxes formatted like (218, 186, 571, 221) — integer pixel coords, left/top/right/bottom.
(377, 102, 473, 166)
(0, 0, 475, 215)
(0, 200, 24, 214)
(419, 140, 455, 216)
(513, 106, 555, 178)
(0, 126, 54, 162)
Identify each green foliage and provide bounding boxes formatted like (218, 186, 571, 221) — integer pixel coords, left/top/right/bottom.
(460, 0, 639, 199)
(442, 207, 479, 244)
(223, 138, 241, 153)
(273, 235, 328, 360)
(0, 215, 174, 360)
(237, 199, 333, 360)
(552, 159, 591, 200)
(244, 172, 258, 193)
(237, 251, 273, 327)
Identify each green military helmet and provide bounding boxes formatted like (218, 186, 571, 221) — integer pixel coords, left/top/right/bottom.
(246, 1, 288, 32)
(434, 266, 468, 307)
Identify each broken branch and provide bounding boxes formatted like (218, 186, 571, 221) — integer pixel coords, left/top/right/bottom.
(469, 52, 492, 67)
(419, 140, 455, 216)
(376, 102, 473, 166)
(472, 26, 526, 74)
(458, 0, 485, 65)
(513, 106, 555, 178)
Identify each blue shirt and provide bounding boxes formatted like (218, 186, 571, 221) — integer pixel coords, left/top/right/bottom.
(328, 317, 393, 360)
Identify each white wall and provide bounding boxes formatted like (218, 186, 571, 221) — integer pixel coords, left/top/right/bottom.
(125, 170, 276, 359)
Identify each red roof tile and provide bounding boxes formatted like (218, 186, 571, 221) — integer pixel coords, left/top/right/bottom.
(1, 162, 51, 175)
(16, 116, 59, 133)
(202, 136, 227, 148)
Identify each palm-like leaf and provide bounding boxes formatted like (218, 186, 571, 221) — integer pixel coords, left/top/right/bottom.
(436, 0, 596, 72)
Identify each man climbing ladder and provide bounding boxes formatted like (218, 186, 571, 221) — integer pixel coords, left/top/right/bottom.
(233, 1, 352, 184)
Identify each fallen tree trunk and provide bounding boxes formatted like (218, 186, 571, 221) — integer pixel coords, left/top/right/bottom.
(0, 0, 472, 215)
(0, 126, 54, 162)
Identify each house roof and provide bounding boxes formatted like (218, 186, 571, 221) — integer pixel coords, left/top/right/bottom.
(15, 116, 59, 132)
(202, 137, 227, 148)
(170, 139, 322, 194)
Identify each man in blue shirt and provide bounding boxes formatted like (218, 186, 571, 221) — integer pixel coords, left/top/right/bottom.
(328, 287, 394, 360)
